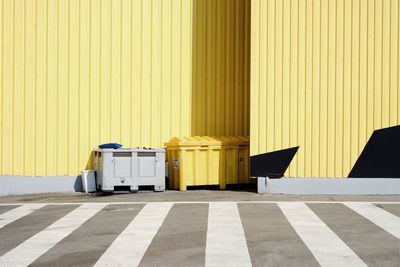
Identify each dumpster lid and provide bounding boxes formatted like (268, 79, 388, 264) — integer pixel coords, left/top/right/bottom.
(218, 136, 249, 145)
(165, 136, 220, 147)
(165, 136, 249, 147)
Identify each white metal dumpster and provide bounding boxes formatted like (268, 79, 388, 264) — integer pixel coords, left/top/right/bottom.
(93, 148, 165, 192)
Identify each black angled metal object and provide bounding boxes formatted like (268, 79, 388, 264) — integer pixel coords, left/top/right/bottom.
(348, 125, 400, 178)
(250, 147, 299, 178)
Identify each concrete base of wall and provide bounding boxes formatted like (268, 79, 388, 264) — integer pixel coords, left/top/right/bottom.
(2, 176, 400, 196)
(0, 176, 83, 196)
(257, 177, 400, 195)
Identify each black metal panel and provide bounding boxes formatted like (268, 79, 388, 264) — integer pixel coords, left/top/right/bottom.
(250, 147, 299, 178)
(348, 125, 400, 178)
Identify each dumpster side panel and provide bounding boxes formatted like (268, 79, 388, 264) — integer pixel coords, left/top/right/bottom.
(224, 147, 239, 185)
(167, 149, 181, 190)
(238, 146, 250, 184)
(193, 151, 209, 185)
(208, 149, 220, 185)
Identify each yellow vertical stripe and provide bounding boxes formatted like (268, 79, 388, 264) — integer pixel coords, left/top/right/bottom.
(342, 0, 352, 177)
(132, 0, 141, 147)
(68, 0, 79, 174)
(282, 0, 291, 174)
(382, 0, 390, 127)
(110, 0, 122, 144)
(3, 0, 13, 175)
(79, 0, 90, 170)
(90, 0, 101, 153)
(0, 0, 3, 175)
(161, 0, 171, 142)
(390, 0, 399, 126)
(14, 0, 24, 176)
(120, 0, 131, 148)
(47, 0, 58, 174)
(58, 0, 68, 175)
(319, 0, 328, 177)
(358, 0, 368, 158)
(35, 0, 47, 176)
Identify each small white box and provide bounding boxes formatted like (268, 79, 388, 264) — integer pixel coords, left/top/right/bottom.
(81, 170, 97, 193)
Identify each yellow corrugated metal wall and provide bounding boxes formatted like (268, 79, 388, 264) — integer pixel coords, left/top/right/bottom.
(0, 0, 192, 176)
(0, 0, 250, 176)
(251, 0, 400, 178)
(191, 0, 251, 136)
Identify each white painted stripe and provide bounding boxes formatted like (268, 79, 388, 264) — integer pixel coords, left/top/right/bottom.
(94, 202, 173, 267)
(344, 202, 400, 239)
(0, 201, 399, 206)
(0, 203, 106, 267)
(0, 204, 46, 229)
(205, 202, 251, 267)
(278, 202, 367, 267)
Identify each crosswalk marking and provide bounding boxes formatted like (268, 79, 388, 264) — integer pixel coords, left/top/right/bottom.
(0, 204, 45, 229)
(344, 202, 400, 239)
(206, 202, 251, 267)
(278, 202, 367, 267)
(94, 202, 173, 267)
(0, 203, 106, 267)
(0, 202, 399, 266)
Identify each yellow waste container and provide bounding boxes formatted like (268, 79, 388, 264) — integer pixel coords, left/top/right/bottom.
(219, 136, 250, 185)
(165, 136, 250, 191)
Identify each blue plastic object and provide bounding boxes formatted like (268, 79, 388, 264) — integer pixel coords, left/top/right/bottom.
(98, 143, 123, 149)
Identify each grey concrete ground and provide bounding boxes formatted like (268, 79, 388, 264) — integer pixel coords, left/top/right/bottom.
(0, 191, 399, 266)
(1, 190, 400, 203)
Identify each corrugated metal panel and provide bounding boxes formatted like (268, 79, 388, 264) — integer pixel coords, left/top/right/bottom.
(251, 0, 400, 178)
(1, 0, 250, 176)
(191, 0, 251, 136)
(0, 0, 194, 176)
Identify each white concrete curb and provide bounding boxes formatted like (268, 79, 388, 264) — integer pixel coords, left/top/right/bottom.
(257, 177, 400, 195)
(0, 176, 82, 196)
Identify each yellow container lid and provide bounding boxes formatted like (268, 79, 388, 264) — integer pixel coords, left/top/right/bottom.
(165, 136, 221, 147)
(165, 136, 249, 147)
(217, 136, 250, 145)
